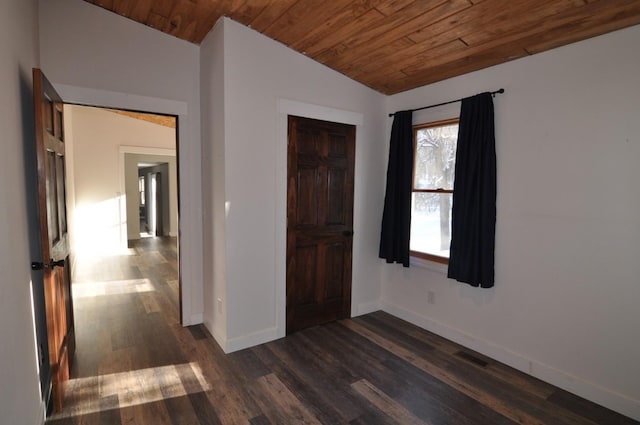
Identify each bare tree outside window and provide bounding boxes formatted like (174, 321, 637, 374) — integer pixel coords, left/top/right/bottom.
(411, 119, 458, 263)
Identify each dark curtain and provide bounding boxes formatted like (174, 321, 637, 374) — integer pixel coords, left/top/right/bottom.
(447, 92, 496, 287)
(379, 110, 413, 267)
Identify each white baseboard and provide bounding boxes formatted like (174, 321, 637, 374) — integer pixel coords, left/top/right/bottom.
(381, 299, 640, 422)
(187, 313, 203, 326)
(204, 319, 227, 352)
(353, 300, 382, 317)
(224, 326, 280, 354)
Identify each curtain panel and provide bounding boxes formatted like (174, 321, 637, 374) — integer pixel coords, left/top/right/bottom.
(379, 110, 413, 267)
(447, 92, 496, 288)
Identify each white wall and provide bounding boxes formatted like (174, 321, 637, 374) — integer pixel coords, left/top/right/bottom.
(39, 0, 203, 325)
(201, 18, 387, 352)
(200, 19, 228, 344)
(0, 1, 46, 424)
(384, 25, 640, 420)
(65, 106, 176, 256)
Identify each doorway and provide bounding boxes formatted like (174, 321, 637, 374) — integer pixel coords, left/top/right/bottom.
(137, 162, 172, 238)
(35, 105, 183, 420)
(286, 115, 356, 333)
(63, 104, 181, 324)
(64, 105, 178, 256)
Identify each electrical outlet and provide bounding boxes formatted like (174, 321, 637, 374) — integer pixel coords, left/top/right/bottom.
(217, 298, 223, 313)
(427, 291, 435, 304)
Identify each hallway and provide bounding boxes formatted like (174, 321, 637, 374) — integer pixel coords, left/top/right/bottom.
(46, 237, 217, 424)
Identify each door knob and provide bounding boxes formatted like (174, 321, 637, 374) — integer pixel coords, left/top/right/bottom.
(342, 230, 354, 237)
(31, 259, 65, 271)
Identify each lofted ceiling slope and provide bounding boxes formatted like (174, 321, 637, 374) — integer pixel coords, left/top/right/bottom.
(83, 0, 640, 95)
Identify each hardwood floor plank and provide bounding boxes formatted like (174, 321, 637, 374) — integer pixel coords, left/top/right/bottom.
(96, 393, 119, 412)
(187, 324, 210, 341)
(248, 413, 271, 425)
(118, 400, 173, 425)
(98, 397, 121, 425)
(342, 318, 549, 425)
(254, 349, 352, 424)
(67, 375, 101, 420)
(547, 389, 640, 425)
(348, 411, 397, 425)
(98, 346, 133, 377)
(256, 373, 323, 425)
(48, 237, 638, 425)
(351, 379, 428, 425)
(188, 392, 223, 425)
(358, 315, 542, 402)
(315, 324, 474, 425)
(139, 291, 161, 313)
(262, 334, 365, 421)
(228, 348, 270, 380)
(365, 311, 558, 399)
(162, 395, 202, 425)
(154, 364, 188, 400)
(187, 342, 261, 423)
(380, 355, 516, 425)
(356, 315, 602, 425)
(314, 322, 412, 392)
(319, 321, 505, 425)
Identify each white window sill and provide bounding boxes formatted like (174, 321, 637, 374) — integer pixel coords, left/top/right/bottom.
(410, 256, 449, 274)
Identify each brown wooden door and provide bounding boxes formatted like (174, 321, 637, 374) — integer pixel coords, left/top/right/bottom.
(32, 68, 75, 412)
(287, 116, 355, 333)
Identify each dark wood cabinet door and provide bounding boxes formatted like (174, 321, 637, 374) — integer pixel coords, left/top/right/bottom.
(33, 68, 75, 412)
(287, 116, 355, 333)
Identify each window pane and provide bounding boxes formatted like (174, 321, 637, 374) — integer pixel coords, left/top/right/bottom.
(139, 177, 145, 206)
(410, 192, 452, 258)
(414, 123, 458, 190)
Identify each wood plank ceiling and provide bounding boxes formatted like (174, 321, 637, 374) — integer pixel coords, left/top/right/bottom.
(106, 109, 177, 129)
(84, 0, 640, 95)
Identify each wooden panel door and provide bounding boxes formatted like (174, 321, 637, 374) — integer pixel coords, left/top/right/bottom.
(32, 68, 75, 412)
(287, 116, 355, 333)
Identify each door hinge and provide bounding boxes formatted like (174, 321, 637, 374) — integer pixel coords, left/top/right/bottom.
(31, 259, 65, 271)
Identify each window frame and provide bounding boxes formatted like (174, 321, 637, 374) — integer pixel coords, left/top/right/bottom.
(410, 117, 459, 265)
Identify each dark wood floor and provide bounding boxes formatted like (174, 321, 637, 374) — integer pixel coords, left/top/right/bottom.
(47, 237, 638, 425)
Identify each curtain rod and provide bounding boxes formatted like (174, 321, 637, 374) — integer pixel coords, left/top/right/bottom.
(388, 88, 505, 117)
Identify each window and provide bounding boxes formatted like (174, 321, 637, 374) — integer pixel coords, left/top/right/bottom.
(139, 176, 145, 206)
(411, 118, 459, 264)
